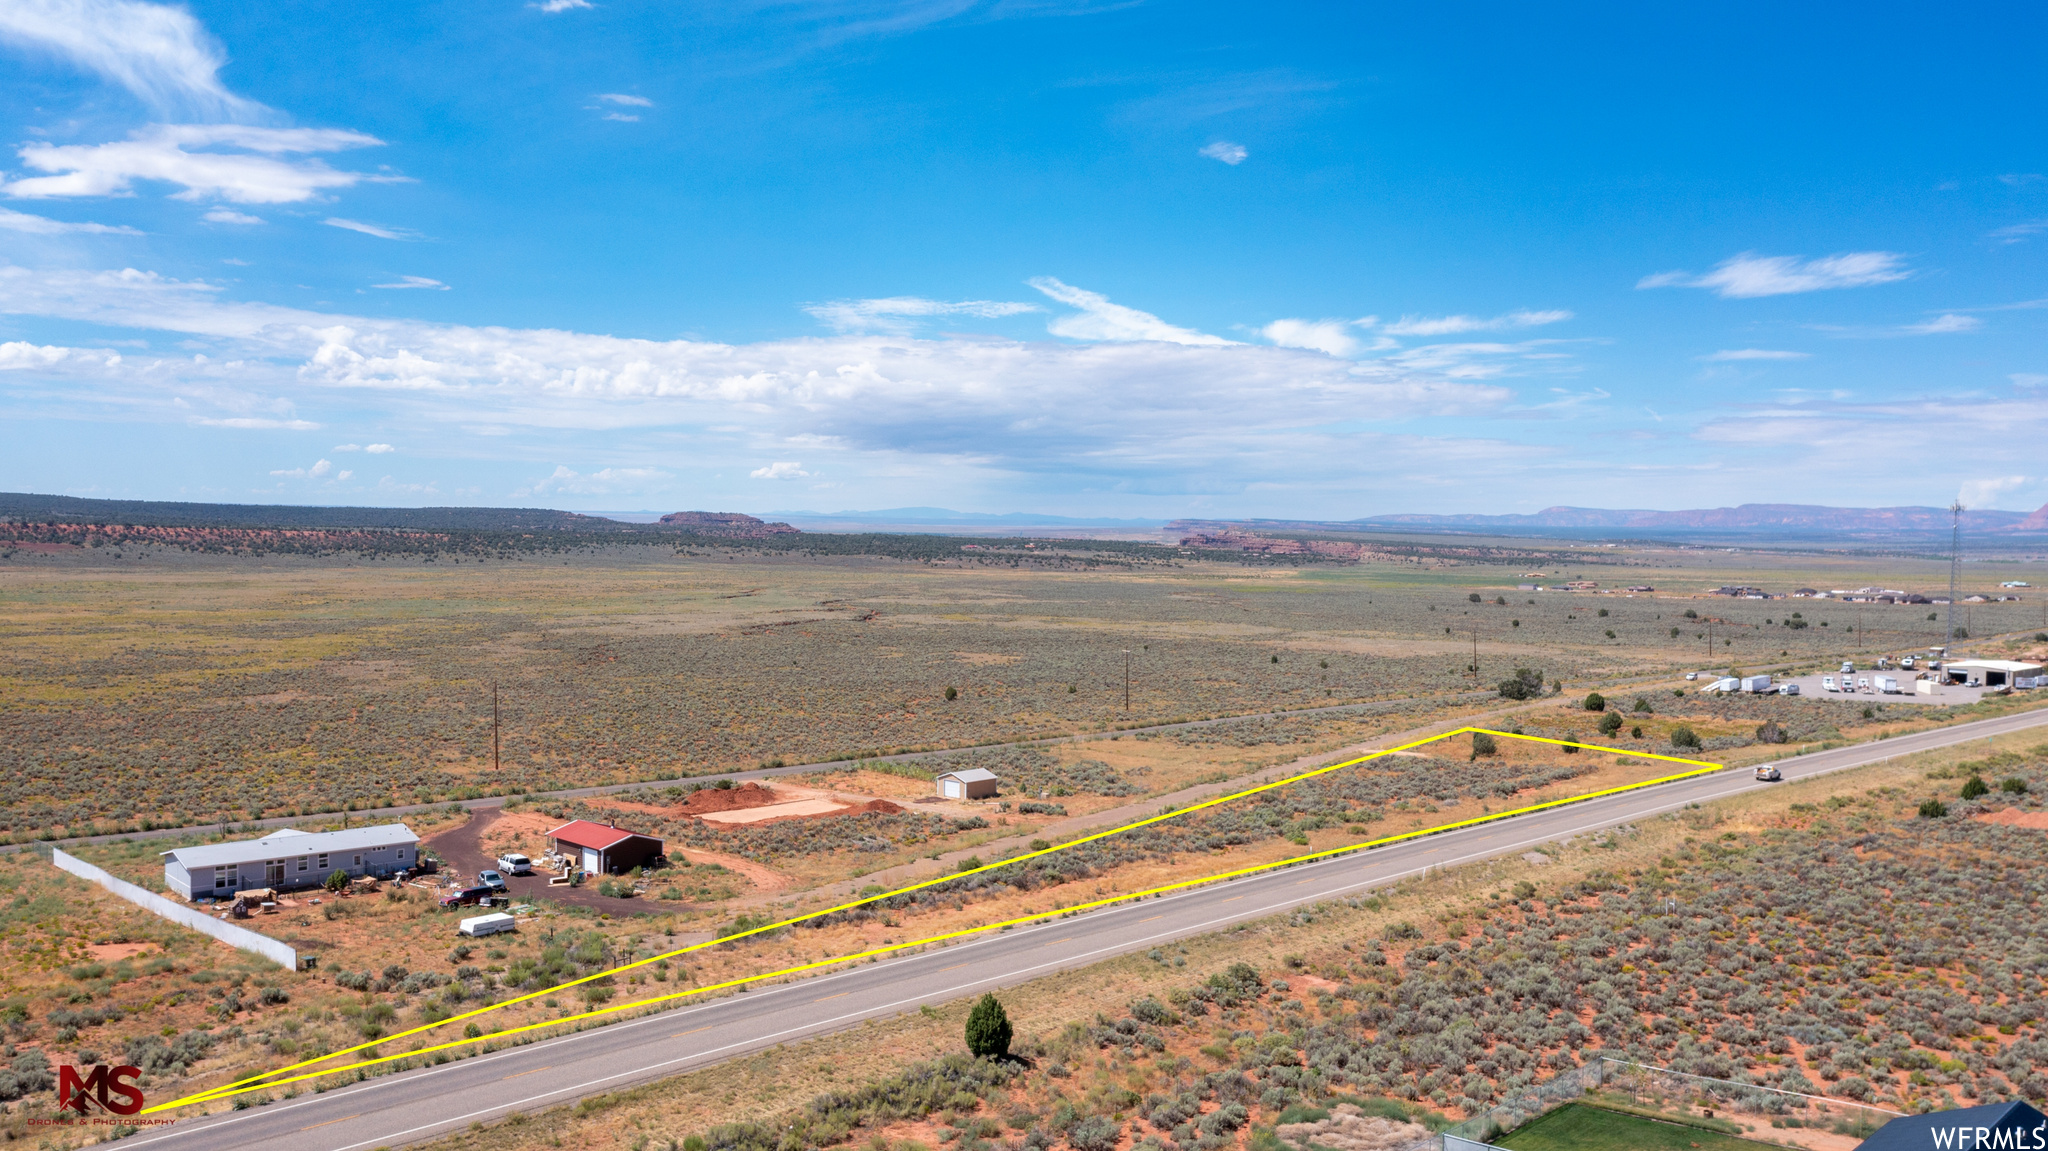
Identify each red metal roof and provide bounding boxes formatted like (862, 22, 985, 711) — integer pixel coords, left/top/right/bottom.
(545, 819, 659, 851)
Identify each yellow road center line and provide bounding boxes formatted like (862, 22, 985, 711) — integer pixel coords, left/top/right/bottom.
(500, 1065, 552, 1081)
(299, 1114, 359, 1131)
(815, 992, 848, 1002)
(940, 962, 973, 972)
(671, 1027, 713, 1039)
(1139, 915, 1163, 923)
(1043, 937, 1072, 947)
(151, 727, 1724, 1113)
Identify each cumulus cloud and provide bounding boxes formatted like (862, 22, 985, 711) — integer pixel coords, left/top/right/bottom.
(750, 461, 811, 479)
(0, 340, 121, 369)
(1260, 318, 1368, 356)
(0, 261, 1532, 498)
(5, 125, 392, 203)
(533, 0, 592, 10)
(270, 458, 334, 478)
(1960, 475, 2030, 506)
(1198, 141, 1248, 165)
(0, 206, 140, 234)
(0, 0, 262, 121)
(1028, 277, 1233, 345)
(365, 442, 394, 453)
(596, 93, 652, 107)
(202, 208, 262, 225)
(1379, 310, 1572, 337)
(803, 295, 1040, 334)
(1639, 251, 1909, 298)
(373, 276, 449, 291)
(1700, 348, 1810, 361)
(325, 217, 420, 241)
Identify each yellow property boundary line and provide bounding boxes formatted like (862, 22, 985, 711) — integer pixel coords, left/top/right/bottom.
(147, 727, 1722, 1114)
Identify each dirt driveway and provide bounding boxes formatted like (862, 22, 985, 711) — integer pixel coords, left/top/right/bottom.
(422, 809, 677, 916)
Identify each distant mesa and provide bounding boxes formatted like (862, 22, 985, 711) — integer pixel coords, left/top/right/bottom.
(1173, 500, 2048, 539)
(657, 511, 800, 538)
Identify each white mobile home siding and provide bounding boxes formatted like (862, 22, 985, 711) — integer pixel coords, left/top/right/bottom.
(161, 825, 419, 900)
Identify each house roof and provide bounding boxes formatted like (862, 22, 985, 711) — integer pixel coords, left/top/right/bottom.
(162, 824, 418, 869)
(936, 768, 998, 783)
(546, 819, 661, 851)
(1855, 1100, 2044, 1150)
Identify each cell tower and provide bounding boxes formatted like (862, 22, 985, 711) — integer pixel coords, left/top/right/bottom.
(1944, 500, 1964, 655)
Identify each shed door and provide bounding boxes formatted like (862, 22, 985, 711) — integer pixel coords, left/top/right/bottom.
(583, 847, 601, 875)
(942, 779, 963, 799)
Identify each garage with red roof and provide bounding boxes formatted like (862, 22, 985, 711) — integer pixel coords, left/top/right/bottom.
(546, 819, 665, 877)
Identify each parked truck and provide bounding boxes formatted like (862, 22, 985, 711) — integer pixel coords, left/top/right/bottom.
(1741, 674, 1772, 693)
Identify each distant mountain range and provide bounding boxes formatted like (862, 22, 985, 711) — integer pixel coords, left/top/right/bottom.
(1174, 503, 2048, 537)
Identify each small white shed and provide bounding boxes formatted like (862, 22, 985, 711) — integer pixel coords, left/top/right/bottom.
(935, 768, 999, 800)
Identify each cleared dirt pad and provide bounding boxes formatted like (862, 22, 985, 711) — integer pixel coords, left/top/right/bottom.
(1976, 807, 2048, 828)
(699, 798, 850, 824)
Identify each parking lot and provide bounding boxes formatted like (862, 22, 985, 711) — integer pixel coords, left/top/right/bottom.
(1756, 670, 2002, 706)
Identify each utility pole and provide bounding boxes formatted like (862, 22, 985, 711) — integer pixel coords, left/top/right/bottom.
(1121, 650, 1130, 712)
(1945, 501, 1964, 656)
(1471, 628, 1479, 681)
(493, 682, 501, 771)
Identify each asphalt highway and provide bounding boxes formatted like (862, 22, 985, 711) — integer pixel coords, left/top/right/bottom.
(127, 704, 2048, 1151)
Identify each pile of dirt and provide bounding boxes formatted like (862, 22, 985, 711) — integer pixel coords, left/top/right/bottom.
(675, 782, 785, 815)
(846, 799, 906, 815)
(1976, 807, 2048, 829)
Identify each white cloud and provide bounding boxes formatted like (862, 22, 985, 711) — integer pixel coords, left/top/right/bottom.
(270, 458, 333, 478)
(596, 93, 653, 107)
(1701, 348, 1810, 361)
(1903, 313, 1980, 335)
(602, 113, 640, 122)
(5, 125, 391, 203)
(333, 443, 361, 451)
(1638, 251, 1909, 298)
(1260, 318, 1364, 356)
(1960, 475, 2030, 506)
(519, 464, 671, 496)
(196, 416, 319, 430)
(1198, 141, 1248, 165)
(373, 276, 449, 291)
(365, 442, 395, 453)
(325, 217, 420, 241)
(750, 461, 811, 480)
(1379, 310, 1572, 337)
(0, 205, 140, 234)
(804, 295, 1041, 334)
(0, 0, 262, 121)
(533, 0, 592, 10)
(1988, 220, 2048, 244)
(0, 340, 120, 369)
(1999, 173, 2045, 187)
(1028, 277, 1234, 345)
(0, 260, 1528, 497)
(202, 208, 262, 225)
(336, 469, 353, 481)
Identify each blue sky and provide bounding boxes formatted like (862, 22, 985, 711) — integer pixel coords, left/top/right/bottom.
(1, 0, 2045, 518)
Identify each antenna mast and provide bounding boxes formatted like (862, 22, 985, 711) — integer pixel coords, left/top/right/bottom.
(1945, 500, 1964, 655)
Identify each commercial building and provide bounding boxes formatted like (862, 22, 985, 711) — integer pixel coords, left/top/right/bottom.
(1938, 659, 2044, 687)
(161, 824, 420, 900)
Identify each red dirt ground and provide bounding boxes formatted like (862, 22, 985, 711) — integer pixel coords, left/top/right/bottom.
(1976, 808, 2048, 829)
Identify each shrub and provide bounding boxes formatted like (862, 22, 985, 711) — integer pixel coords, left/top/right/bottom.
(1470, 732, 1498, 758)
(1961, 775, 1989, 800)
(1683, 609, 1698, 619)
(1919, 798, 1949, 818)
(1068, 1116, 1121, 1151)
(1496, 667, 1546, 700)
(1669, 725, 1701, 749)
(944, 686, 958, 701)
(1756, 721, 1786, 744)
(1598, 713, 1623, 735)
(323, 869, 351, 893)
(1583, 692, 1606, 712)
(966, 993, 1012, 1058)
(1467, 593, 1481, 603)
(2002, 777, 2029, 794)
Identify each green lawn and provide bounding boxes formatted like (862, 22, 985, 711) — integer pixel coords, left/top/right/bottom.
(1498, 1102, 1781, 1151)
